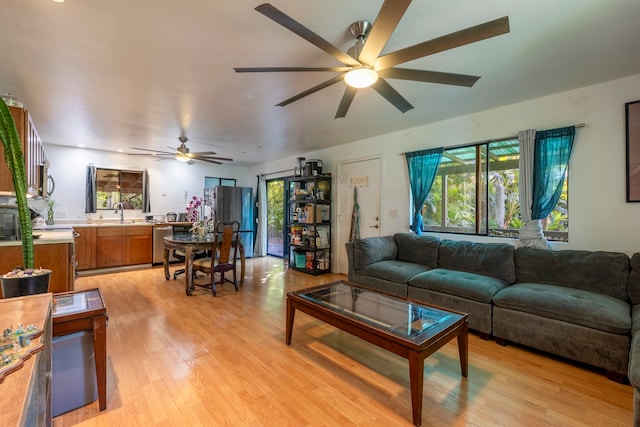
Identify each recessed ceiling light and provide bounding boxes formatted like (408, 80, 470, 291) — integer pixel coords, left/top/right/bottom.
(52, 0, 64, 3)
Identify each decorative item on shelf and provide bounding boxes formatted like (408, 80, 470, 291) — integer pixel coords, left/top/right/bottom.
(294, 157, 305, 177)
(304, 159, 323, 177)
(0, 93, 22, 108)
(46, 199, 55, 225)
(0, 97, 52, 297)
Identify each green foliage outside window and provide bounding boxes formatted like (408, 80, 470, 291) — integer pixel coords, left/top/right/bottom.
(423, 138, 568, 241)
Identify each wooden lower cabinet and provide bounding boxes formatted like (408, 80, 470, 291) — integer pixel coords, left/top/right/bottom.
(96, 227, 126, 268)
(125, 227, 152, 265)
(92, 225, 152, 270)
(74, 226, 96, 270)
(0, 242, 74, 298)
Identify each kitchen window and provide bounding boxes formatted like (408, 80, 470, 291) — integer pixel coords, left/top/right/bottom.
(95, 168, 144, 210)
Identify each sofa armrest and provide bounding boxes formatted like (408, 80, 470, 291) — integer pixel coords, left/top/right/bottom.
(349, 235, 397, 270)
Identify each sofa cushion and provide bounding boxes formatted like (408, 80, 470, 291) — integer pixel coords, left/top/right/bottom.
(394, 233, 439, 268)
(358, 260, 429, 284)
(493, 283, 631, 335)
(628, 253, 640, 304)
(353, 236, 397, 270)
(409, 268, 507, 304)
(515, 248, 630, 301)
(633, 304, 640, 333)
(437, 239, 516, 284)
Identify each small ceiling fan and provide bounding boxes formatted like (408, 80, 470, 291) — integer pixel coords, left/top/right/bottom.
(129, 136, 233, 165)
(234, 1, 510, 118)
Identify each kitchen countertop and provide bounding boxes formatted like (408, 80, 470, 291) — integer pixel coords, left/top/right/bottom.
(35, 221, 193, 229)
(0, 222, 196, 248)
(0, 229, 75, 247)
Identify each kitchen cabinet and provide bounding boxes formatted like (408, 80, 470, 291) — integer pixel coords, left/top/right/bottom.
(286, 175, 331, 275)
(0, 242, 74, 298)
(74, 227, 97, 271)
(0, 293, 52, 426)
(95, 225, 152, 269)
(0, 105, 48, 196)
(96, 227, 126, 268)
(125, 226, 152, 265)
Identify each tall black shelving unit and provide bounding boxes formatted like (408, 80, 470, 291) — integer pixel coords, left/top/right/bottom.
(286, 175, 331, 275)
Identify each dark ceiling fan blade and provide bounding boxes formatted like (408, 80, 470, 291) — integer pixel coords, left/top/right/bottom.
(276, 74, 345, 107)
(255, 3, 360, 67)
(190, 154, 233, 162)
(335, 87, 358, 119)
(130, 147, 175, 155)
(378, 68, 480, 87)
(375, 16, 510, 70)
(234, 66, 351, 73)
(190, 157, 222, 165)
(358, 0, 412, 66)
(191, 151, 218, 155)
(372, 78, 413, 113)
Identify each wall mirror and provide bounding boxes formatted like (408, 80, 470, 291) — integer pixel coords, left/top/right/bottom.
(96, 168, 144, 210)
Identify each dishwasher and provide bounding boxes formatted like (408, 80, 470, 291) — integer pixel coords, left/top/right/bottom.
(153, 226, 178, 265)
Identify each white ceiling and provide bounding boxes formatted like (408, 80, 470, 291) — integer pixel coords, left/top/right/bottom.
(2, 0, 640, 166)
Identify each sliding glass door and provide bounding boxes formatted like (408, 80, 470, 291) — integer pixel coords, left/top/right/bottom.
(266, 179, 285, 257)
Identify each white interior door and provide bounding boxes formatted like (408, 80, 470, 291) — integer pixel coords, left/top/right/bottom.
(337, 156, 382, 274)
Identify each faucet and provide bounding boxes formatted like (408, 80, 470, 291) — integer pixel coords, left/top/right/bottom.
(114, 202, 124, 224)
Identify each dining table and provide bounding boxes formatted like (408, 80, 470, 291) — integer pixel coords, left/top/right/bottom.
(163, 233, 245, 295)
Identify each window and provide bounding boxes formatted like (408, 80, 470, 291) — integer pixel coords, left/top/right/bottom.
(423, 138, 568, 241)
(95, 168, 144, 210)
(204, 177, 236, 188)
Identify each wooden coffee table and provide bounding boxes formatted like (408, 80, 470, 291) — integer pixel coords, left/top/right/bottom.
(286, 281, 468, 426)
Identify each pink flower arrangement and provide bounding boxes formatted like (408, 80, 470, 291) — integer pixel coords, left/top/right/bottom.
(186, 196, 202, 222)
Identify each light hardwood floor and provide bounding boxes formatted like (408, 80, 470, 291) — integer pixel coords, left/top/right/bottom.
(53, 257, 632, 426)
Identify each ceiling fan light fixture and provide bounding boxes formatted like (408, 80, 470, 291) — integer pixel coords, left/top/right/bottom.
(176, 155, 190, 163)
(344, 67, 378, 89)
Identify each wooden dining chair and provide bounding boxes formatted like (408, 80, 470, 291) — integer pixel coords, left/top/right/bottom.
(191, 221, 240, 296)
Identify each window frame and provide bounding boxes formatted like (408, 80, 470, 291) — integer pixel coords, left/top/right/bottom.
(95, 167, 144, 211)
(421, 137, 569, 242)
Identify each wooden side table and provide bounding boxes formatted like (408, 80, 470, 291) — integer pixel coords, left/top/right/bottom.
(52, 288, 107, 411)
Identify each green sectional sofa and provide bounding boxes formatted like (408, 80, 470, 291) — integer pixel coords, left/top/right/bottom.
(345, 233, 638, 383)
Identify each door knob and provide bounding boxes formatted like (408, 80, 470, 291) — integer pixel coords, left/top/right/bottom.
(369, 224, 379, 228)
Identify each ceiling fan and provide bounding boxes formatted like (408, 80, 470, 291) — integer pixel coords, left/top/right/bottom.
(234, 1, 510, 118)
(129, 136, 233, 165)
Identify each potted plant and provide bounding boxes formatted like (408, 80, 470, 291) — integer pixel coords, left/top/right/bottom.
(46, 199, 55, 225)
(0, 97, 51, 297)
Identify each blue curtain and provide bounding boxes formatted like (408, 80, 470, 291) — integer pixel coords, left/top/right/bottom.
(405, 148, 443, 235)
(532, 126, 575, 220)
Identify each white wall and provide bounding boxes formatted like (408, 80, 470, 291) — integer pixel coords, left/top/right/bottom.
(43, 145, 250, 222)
(249, 73, 640, 257)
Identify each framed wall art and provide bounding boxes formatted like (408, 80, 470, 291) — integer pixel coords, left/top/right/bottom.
(626, 100, 640, 202)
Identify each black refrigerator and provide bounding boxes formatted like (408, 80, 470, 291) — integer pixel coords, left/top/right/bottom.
(211, 186, 254, 257)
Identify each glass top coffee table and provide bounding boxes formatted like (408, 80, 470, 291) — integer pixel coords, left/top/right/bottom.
(286, 281, 468, 426)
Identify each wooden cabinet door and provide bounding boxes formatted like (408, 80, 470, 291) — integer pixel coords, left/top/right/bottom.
(0, 106, 46, 196)
(125, 226, 152, 265)
(126, 234, 152, 265)
(75, 227, 96, 271)
(0, 243, 72, 298)
(96, 227, 126, 268)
